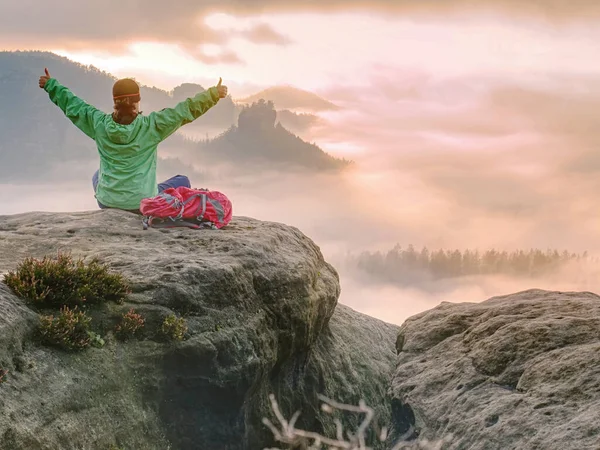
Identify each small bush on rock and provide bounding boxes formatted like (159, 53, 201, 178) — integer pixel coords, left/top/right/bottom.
(88, 331, 106, 348)
(3, 253, 130, 308)
(115, 308, 145, 340)
(161, 314, 188, 341)
(39, 306, 92, 351)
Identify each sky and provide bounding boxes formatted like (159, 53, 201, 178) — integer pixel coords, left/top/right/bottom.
(2, 0, 600, 324)
(2, 1, 600, 92)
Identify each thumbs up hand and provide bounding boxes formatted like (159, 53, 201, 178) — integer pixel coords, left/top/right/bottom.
(216, 77, 228, 99)
(39, 67, 52, 89)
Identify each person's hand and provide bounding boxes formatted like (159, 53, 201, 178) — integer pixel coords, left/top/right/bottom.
(39, 68, 51, 89)
(216, 78, 228, 98)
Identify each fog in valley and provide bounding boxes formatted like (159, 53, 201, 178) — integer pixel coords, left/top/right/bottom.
(5, 161, 600, 325)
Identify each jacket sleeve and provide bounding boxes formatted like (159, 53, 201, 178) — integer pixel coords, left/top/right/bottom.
(149, 87, 220, 142)
(44, 78, 105, 140)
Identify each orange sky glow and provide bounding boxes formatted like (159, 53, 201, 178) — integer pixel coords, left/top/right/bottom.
(41, 12, 600, 94)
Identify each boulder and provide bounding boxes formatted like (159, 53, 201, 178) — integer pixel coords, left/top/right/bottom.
(390, 289, 600, 450)
(0, 210, 398, 450)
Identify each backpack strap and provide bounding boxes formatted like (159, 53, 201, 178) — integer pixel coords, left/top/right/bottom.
(158, 192, 181, 208)
(207, 198, 224, 224)
(157, 192, 185, 219)
(194, 193, 207, 221)
(174, 192, 199, 219)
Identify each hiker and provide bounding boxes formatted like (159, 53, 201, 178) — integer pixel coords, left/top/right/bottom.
(38, 68, 228, 213)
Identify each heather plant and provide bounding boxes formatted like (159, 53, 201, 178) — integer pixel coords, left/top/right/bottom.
(161, 314, 188, 341)
(115, 308, 145, 340)
(3, 252, 130, 308)
(39, 306, 92, 351)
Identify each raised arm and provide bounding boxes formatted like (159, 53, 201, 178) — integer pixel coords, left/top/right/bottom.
(39, 68, 105, 140)
(149, 78, 228, 142)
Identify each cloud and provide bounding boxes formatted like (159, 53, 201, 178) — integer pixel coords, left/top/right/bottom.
(238, 0, 600, 20)
(301, 67, 600, 251)
(2, 0, 599, 58)
(195, 49, 245, 65)
(333, 257, 600, 325)
(238, 23, 292, 45)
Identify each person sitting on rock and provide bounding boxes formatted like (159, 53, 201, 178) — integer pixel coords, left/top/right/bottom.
(38, 68, 228, 213)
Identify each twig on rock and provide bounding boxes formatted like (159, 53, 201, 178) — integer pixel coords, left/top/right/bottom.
(263, 393, 452, 450)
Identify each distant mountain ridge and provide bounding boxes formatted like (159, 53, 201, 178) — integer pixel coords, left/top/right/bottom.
(198, 99, 350, 171)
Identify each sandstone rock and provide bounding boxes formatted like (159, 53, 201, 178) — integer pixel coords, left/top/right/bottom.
(0, 284, 38, 371)
(390, 289, 600, 450)
(0, 210, 398, 450)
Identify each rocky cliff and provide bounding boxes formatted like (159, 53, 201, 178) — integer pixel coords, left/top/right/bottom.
(0, 210, 399, 450)
(391, 289, 600, 450)
(4, 211, 596, 450)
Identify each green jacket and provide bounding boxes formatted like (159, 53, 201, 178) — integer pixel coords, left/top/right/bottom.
(44, 78, 220, 210)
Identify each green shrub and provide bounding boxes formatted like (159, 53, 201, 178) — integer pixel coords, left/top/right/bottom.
(115, 308, 145, 340)
(0, 368, 8, 384)
(161, 314, 188, 341)
(3, 253, 129, 308)
(39, 306, 92, 351)
(88, 331, 106, 348)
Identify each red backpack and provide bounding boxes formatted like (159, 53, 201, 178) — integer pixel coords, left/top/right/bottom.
(140, 187, 232, 230)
